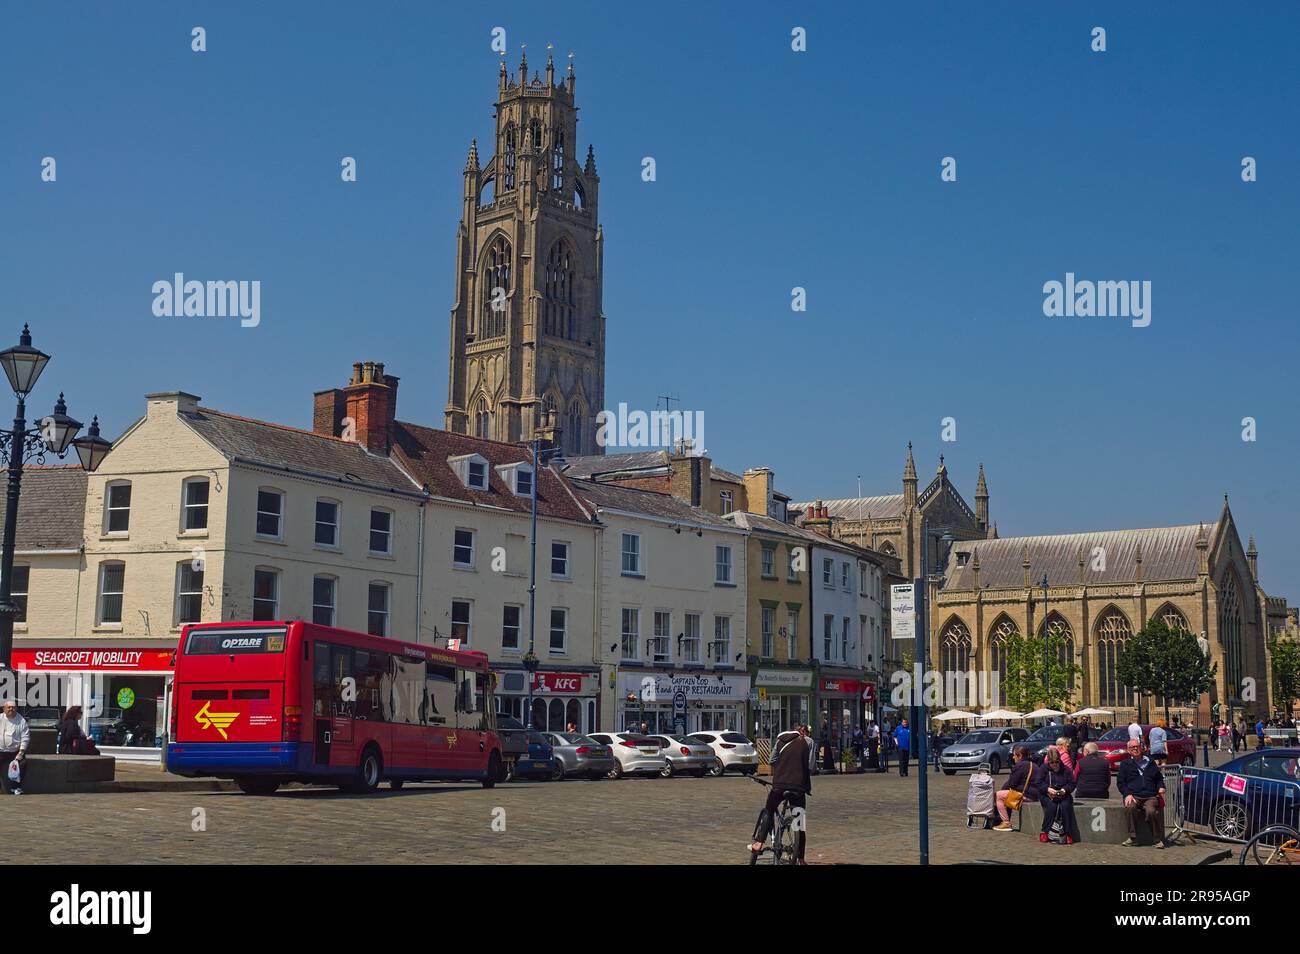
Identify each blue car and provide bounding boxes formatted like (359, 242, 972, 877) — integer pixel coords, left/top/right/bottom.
(1179, 748, 1300, 840)
(512, 731, 561, 782)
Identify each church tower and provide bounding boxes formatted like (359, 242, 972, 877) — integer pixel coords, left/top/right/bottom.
(445, 48, 606, 455)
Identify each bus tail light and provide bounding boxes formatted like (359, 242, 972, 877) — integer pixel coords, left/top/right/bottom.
(284, 705, 303, 741)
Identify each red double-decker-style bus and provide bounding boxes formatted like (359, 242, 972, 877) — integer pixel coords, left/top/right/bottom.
(166, 620, 503, 794)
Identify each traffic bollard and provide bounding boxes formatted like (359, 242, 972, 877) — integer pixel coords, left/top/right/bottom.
(1202, 741, 1210, 767)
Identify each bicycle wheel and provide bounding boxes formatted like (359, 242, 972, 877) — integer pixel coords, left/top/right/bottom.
(1240, 825, 1300, 865)
(773, 817, 798, 865)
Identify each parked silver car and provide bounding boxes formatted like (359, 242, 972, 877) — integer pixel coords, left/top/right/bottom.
(689, 731, 759, 776)
(646, 734, 716, 777)
(543, 732, 618, 780)
(939, 727, 1029, 775)
(587, 732, 668, 778)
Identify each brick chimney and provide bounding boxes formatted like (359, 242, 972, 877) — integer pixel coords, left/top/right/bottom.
(669, 442, 711, 508)
(742, 467, 774, 516)
(314, 361, 398, 455)
(804, 500, 834, 538)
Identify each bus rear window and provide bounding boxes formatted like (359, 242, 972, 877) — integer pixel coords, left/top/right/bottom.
(184, 628, 287, 655)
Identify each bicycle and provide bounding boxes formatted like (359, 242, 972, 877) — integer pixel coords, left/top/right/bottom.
(1238, 824, 1300, 866)
(747, 775, 804, 865)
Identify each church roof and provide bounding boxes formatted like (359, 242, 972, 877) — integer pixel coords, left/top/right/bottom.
(790, 494, 907, 520)
(943, 522, 1218, 590)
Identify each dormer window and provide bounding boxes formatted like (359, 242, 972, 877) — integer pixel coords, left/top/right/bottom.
(449, 453, 492, 491)
(496, 462, 534, 498)
(956, 551, 970, 568)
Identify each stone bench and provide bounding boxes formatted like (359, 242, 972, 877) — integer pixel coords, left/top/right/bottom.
(1018, 796, 1166, 845)
(17, 755, 116, 794)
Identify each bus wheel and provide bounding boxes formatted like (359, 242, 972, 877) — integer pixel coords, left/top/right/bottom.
(236, 777, 279, 796)
(482, 752, 501, 788)
(351, 747, 382, 794)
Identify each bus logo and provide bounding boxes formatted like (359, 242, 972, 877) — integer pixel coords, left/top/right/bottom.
(195, 700, 240, 739)
(446, 733, 458, 748)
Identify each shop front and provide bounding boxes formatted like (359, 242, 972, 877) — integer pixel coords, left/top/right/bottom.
(494, 667, 600, 733)
(13, 644, 176, 764)
(615, 671, 750, 735)
(816, 673, 868, 755)
(750, 666, 814, 744)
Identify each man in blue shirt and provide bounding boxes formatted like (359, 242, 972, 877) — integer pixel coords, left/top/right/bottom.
(893, 719, 912, 777)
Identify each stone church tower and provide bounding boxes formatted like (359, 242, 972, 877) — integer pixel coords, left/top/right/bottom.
(445, 49, 606, 455)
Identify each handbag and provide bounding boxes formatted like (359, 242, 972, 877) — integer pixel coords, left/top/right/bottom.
(1004, 763, 1033, 811)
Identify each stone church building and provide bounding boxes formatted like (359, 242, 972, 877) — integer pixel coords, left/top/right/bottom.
(444, 50, 606, 456)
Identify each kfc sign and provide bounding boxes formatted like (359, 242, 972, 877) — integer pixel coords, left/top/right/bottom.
(533, 671, 588, 694)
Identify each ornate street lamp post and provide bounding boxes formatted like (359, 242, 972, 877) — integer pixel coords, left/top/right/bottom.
(0, 325, 112, 671)
(525, 435, 565, 730)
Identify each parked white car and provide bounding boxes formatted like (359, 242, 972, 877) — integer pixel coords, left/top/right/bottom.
(587, 732, 668, 779)
(689, 731, 759, 776)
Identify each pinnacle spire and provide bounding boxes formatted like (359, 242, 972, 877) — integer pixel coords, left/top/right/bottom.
(903, 441, 916, 481)
(937, 453, 946, 475)
(585, 143, 597, 175)
(976, 462, 988, 497)
(465, 138, 479, 172)
(1248, 535, 1257, 554)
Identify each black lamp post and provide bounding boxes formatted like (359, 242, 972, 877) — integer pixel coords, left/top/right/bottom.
(0, 324, 112, 671)
(525, 435, 565, 730)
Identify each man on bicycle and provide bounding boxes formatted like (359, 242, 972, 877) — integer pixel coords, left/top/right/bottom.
(750, 723, 812, 863)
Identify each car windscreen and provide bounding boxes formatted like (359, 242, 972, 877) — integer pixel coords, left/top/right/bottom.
(1098, 728, 1129, 742)
(958, 731, 1001, 744)
(1026, 726, 1061, 741)
(720, 733, 750, 744)
(184, 627, 287, 654)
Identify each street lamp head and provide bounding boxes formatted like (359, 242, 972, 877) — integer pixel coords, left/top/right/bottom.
(0, 324, 50, 398)
(72, 416, 113, 472)
(940, 531, 955, 545)
(42, 392, 81, 456)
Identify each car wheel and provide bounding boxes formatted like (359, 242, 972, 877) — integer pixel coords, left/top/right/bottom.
(389, 779, 404, 791)
(943, 769, 957, 776)
(350, 746, 382, 794)
(236, 777, 279, 796)
(608, 761, 624, 780)
(660, 762, 674, 778)
(1211, 799, 1251, 840)
(549, 760, 565, 782)
(988, 755, 1002, 775)
(482, 752, 501, 788)
(709, 758, 725, 777)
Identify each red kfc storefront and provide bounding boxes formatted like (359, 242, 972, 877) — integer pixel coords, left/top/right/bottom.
(13, 642, 177, 763)
(493, 667, 600, 733)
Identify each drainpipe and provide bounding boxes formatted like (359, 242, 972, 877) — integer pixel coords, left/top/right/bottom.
(415, 497, 426, 643)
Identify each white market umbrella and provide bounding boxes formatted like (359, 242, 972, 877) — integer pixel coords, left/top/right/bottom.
(1024, 708, 1066, 719)
(979, 708, 1024, 722)
(934, 709, 980, 722)
(1071, 707, 1114, 717)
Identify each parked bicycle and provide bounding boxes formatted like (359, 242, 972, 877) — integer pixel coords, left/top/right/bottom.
(748, 775, 803, 865)
(1239, 824, 1300, 866)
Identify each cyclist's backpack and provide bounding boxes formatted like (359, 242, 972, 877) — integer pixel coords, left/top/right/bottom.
(965, 767, 995, 828)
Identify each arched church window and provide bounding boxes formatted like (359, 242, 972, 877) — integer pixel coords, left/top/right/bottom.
(544, 241, 576, 339)
(551, 130, 565, 192)
(1095, 608, 1132, 708)
(1038, 613, 1076, 691)
(540, 394, 557, 430)
(502, 125, 517, 191)
(473, 399, 492, 440)
(529, 119, 542, 152)
(481, 237, 511, 339)
(1218, 575, 1243, 698)
(940, 619, 971, 678)
(989, 616, 1018, 705)
(567, 402, 583, 455)
(573, 180, 585, 209)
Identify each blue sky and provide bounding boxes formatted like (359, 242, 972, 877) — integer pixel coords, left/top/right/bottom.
(2, 2, 1297, 594)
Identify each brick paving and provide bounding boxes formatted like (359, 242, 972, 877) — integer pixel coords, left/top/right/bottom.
(4, 761, 1236, 865)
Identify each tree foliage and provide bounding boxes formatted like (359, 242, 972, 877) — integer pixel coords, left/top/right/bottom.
(1269, 634, 1300, 716)
(1000, 630, 1080, 712)
(1117, 619, 1217, 723)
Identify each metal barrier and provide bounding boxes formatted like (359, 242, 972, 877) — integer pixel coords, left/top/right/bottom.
(1164, 760, 1300, 845)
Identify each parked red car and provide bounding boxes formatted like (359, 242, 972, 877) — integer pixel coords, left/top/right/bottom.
(1095, 725, 1197, 772)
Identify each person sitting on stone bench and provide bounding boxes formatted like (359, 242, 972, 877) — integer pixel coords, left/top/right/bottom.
(1073, 742, 1111, 799)
(1117, 739, 1169, 848)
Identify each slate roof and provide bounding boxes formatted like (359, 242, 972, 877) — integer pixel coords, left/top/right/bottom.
(391, 422, 592, 522)
(182, 408, 421, 496)
(0, 466, 87, 551)
(563, 451, 671, 479)
(944, 522, 1218, 590)
(726, 509, 868, 556)
(568, 478, 734, 529)
(790, 494, 907, 521)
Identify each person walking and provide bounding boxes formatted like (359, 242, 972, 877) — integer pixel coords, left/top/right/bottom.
(1117, 740, 1169, 848)
(1127, 718, 1143, 744)
(1255, 718, 1265, 750)
(818, 720, 833, 774)
(893, 719, 911, 777)
(58, 706, 89, 754)
(1149, 719, 1169, 766)
(866, 721, 880, 770)
(1216, 721, 1228, 752)
(0, 701, 30, 795)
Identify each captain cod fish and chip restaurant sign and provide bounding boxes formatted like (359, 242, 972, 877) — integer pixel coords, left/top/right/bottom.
(617, 672, 750, 701)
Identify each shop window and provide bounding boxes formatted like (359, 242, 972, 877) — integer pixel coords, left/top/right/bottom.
(104, 481, 131, 533)
(182, 478, 209, 531)
(98, 562, 125, 625)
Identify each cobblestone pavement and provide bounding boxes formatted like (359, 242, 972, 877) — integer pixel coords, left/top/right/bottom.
(3, 764, 1235, 865)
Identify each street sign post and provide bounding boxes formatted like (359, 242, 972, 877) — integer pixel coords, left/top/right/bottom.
(890, 584, 916, 640)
